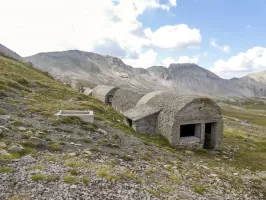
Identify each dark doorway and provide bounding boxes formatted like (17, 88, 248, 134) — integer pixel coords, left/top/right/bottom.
(107, 95, 113, 105)
(204, 123, 215, 149)
(126, 118, 133, 127)
(180, 124, 196, 137)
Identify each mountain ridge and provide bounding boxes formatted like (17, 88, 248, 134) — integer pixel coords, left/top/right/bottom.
(25, 49, 266, 97)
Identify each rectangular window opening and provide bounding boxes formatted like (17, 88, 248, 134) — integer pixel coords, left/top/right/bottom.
(180, 124, 196, 137)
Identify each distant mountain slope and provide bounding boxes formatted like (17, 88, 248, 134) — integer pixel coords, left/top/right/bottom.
(26, 50, 266, 97)
(0, 43, 24, 62)
(247, 71, 266, 85)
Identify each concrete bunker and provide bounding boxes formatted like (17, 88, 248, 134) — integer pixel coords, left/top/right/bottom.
(92, 85, 119, 105)
(112, 89, 145, 113)
(135, 92, 223, 150)
(83, 88, 93, 96)
(123, 105, 161, 136)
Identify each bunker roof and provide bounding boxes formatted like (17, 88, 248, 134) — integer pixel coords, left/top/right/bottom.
(92, 85, 118, 95)
(123, 105, 161, 121)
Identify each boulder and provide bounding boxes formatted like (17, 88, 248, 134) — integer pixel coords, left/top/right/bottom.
(7, 144, 23, 152)
(0, 141, 7, 148)
(97, 128, 107, 135)
(29, 136, 48, 147)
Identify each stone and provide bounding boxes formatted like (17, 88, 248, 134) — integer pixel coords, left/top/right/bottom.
(0, 141, 7, 148)
(97, 128, 107, 135)
(70, 185, 77, 189)
(83, 150, 92, 156)
(18, 126, 27, 131)
(185, 150, 194, 155)
(68, 152, 76, 157)
(0, 149, 10, 156)
(20, 155, 36, 164)
(7, 144, 24, 152)
(29, 136, 48, 147)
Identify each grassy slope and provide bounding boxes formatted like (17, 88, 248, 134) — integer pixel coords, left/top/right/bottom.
(1, 56, 266, 198)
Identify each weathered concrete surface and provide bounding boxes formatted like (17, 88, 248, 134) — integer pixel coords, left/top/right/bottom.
(84, 88, 93, 96)
(143, 92, 223, 150)
(55, 110, 94, 124)
(123, 105, 161, 136)
(136, 91, 166, 106)
(92, 85, 119, 105)
(112, 89, 145, 112)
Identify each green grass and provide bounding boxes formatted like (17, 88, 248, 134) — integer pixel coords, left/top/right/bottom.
(223, 129, 266, 171)
(192, 184, 208, 195)
(49, 142, 63, 152)
(26, 164, 44, 171)
(0, 167, 14, 173)
(82, 176, 89, 185)
(63, 175, 79, 184)
(0, 108, 6, 115)
(31, 174, 45, 182)
(222, 109, 266, 127)
(46, 174, 60, 182)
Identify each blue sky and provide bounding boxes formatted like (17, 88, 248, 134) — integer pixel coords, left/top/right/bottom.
(0, 0, 266, 78)
(139, 0, 266, 76)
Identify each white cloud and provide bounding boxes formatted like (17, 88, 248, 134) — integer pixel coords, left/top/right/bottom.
(161, 57, 176, 67)
(210, 39, 230, 53)
(145, 24, 201, 49)
(0, 0, 176, 58)
(210, 47, 266, 78)
(169, 0, 177, 6)
(161, 55, 199, 67)
(123, 49, 157, 68)
(178, 56, 199, 64)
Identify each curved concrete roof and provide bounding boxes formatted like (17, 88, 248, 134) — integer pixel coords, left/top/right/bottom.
(139, 92, 221, 114)
(112, 89, 145, 112)
(136, 91, 166, 106)
(92, 85, 118, 96)
(84, 88, 93, 95)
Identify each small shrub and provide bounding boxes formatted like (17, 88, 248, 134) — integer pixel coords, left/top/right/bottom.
(26, 164, 44, 171)
(192, 184, 208, 195)
(46, 174, 60, 182)
(167, 175, 181, 183)
(31, 174, 45, 182)
(69, 168, 79, 176)
(121, 154, 134, 161)
(147, 189, 160, 198)
(97, 168, 119, 182)
(79, 138, 92, 143)
(146, 168, 155, 175)
(49, 142, 62, 152)
(28, 106, 42, 113)
(0, 167, 14, 173)
(82, 177, 89, 185)
(13, 120, 24, 126)
(17, 78, 30, 87)
(141, 152, 151, 161)
(82, 124, 96, 132)
(0, 108, 6, 115)
(63, 175, 78, 184)
(41, 111, 53, 117)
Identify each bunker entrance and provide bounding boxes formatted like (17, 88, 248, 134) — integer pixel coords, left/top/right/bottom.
(126, 118, 133, 127)
(107, 95, 113, 105)
(204, 123, 216, 149)
(180, 124, 201, 137)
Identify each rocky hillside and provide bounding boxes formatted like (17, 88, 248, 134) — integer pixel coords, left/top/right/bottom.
(1, 53, 266, 199)
(0, 44, 25, 63)
(26, 50, 266, 97)
(248, 71, 266, 85)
